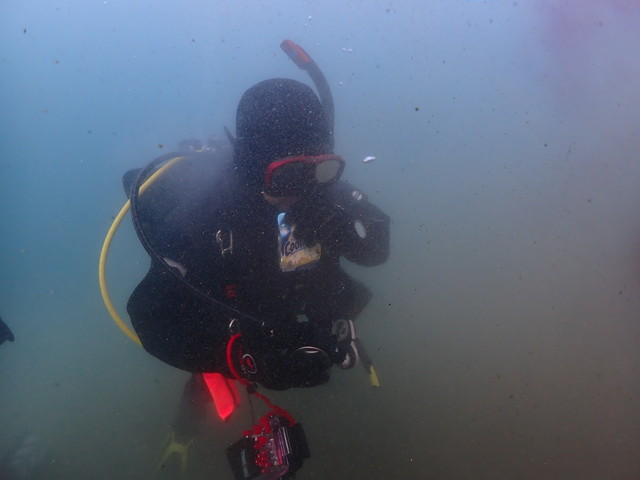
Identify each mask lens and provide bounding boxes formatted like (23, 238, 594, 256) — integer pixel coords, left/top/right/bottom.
(269, 162, 311, 194)
(265, 155, 344, 195)
(315, 158, 342, 183)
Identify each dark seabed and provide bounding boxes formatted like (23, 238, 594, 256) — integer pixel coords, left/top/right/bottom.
(1, 1, 639, 479)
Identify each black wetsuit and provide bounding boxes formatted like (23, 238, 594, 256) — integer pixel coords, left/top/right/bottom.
(126, 149, 389, 389)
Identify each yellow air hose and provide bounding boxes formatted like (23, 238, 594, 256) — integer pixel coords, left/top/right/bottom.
(98, 156, 185, 346)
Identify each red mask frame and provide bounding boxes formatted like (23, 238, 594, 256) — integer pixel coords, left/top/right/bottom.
(264, 154, 345, 196)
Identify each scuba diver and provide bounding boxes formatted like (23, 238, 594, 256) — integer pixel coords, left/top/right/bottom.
(121, 40, 390, 479)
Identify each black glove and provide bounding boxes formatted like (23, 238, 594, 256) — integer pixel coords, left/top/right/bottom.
(291, 182, 390, 266)
(288, 188, 350, 248)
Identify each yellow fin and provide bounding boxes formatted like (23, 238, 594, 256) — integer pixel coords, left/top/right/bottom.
(368, 366, 381, 387)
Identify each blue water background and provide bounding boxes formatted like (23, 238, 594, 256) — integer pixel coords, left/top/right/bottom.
(1, 0, 639, 478)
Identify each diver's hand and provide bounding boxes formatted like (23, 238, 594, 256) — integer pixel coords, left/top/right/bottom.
(292, 182, 390, 266)
(288, 190, 349, 247)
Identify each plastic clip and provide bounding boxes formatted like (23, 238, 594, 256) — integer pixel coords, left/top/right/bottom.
(228, 318, 240, 335)
(216, 229, 233, 257)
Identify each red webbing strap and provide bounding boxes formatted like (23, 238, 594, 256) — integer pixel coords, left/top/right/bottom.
(226, 333, 296, 426)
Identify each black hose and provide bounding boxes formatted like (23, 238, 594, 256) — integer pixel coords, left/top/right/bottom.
(280, 39, 335, 149)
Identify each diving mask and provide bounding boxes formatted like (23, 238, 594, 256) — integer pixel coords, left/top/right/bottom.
(264, 154, 345, 196)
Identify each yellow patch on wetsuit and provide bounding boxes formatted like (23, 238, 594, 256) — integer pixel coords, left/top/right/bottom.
(280, 235, 321, 272)
(278, 212, 321, 272)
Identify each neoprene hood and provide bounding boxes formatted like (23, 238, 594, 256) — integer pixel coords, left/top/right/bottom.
(234, 78, 332, 188)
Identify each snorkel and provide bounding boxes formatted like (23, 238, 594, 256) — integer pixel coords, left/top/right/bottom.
(280, 40, 335, 149)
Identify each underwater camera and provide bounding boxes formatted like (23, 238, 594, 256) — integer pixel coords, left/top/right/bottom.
(226, 413, 310, 480)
